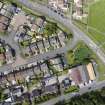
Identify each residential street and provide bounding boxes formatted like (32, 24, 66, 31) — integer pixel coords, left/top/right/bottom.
(17, 0, 105, 65)
(0, 0, 105, 72)
(39, 80, 105, 105)
(0, 29, 78, 72)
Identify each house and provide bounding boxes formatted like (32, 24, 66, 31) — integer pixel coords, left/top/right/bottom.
(29, 42, 39, 56)
(43, 76, 57, 86)
(5, 45, 14, 64)
(44, 84, 58, 94)
(10, 85, 24, 97)
(50, 36, 60, 49)
(37, 40, 45, 54)
(58, 31, 66, 47)
(0, 2, 16, 32)
(73, 0, 88, 19)
(50, 57, 64, 72)
(48, 0, 69, 12)
(44, 38, 51, 52)
(50, 57, 62, 65)
(31, 89, 41, 97)
(42, 76, 58, 94)
(40, 62, 51, 77)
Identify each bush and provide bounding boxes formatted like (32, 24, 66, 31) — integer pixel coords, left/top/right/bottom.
(64, 86, 79, 94)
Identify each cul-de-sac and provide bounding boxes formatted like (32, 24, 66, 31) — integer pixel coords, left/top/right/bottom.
(0, 0, 105, 105)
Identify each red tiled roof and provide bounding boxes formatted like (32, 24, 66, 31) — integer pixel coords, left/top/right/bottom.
(70, 68, 82, 85)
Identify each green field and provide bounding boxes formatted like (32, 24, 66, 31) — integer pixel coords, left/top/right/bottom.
(88, 0, 105, 51)
(89, 0, 105, 32)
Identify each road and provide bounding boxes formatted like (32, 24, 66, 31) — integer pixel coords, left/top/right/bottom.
(16, 0, 105, 64)
(39, 80, 105, 105)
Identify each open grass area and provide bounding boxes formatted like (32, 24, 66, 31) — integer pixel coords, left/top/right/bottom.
(88, 0, 105, 33)
(88, 0, 105, 51)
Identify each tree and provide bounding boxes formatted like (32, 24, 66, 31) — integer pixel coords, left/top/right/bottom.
(74, 44, 91, 64)
(44, 23, 57, 37)
(66, 50, 75, 66)
(54, 88, 105, 105)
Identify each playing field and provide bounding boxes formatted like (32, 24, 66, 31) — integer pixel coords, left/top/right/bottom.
(88, 0, 105, 51)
